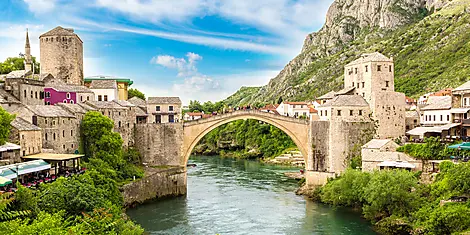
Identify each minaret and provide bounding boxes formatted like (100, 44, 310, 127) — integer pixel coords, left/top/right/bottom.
(24, 29, 33, 73)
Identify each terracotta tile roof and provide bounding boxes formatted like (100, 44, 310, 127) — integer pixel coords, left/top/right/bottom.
(11, 117, 41, 131)
(89, 80, 117, 89)
(320, 95, 369, 107)
(147, 97, 181, 104)
(429, 88, 452, 97)
(186, 112, 204, 116)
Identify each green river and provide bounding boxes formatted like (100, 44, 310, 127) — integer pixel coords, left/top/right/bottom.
(127, 156, 376, 235)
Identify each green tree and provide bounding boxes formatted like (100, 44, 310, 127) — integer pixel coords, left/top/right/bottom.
(128, 88, 145, 100)
(0, 107, 15, 145)
(188, 100, 203, 112)
(0, 57, 40, 75)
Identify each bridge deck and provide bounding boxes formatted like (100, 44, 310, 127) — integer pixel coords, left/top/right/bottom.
(183, 110, 309, 126)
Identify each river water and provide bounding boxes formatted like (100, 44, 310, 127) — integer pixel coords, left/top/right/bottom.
(127, 156, 376, 235)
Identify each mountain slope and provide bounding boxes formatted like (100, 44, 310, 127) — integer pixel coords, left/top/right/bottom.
(225, 0, 470, 106)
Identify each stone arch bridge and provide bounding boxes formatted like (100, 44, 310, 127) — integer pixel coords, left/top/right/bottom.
(135, 110, 374, 186)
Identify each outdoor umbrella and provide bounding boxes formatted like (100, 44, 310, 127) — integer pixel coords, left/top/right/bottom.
(0, 176, 12, 187)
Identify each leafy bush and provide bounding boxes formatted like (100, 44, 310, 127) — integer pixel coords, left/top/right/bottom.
(320, 169, 370, 207)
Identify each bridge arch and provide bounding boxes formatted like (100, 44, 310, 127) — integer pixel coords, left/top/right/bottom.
(182, 110, 310, 166)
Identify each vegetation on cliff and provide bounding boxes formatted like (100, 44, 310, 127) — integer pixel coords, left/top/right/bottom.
(226, 0, 470, 106)
(0, 112, 144, 234)
(312, 162, 470, 234)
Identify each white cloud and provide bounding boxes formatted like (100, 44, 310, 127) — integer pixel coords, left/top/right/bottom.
(23, 0, 57, 14)
(0, 24, 45, 61)
(151, 52, 202, 77)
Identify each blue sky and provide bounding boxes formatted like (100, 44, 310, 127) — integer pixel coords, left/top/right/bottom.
(0, 0, 333, 104)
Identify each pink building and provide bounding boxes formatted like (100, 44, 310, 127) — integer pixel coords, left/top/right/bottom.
(44, 84, 94, 105)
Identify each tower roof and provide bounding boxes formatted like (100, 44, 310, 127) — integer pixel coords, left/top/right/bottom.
(40, 26, 82, 43)
(25, 29, 30, 48)
(346, 52, 393, 66)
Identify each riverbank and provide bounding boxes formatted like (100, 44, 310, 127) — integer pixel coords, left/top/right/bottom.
(298, 163, 470, 234)
(121, 166, 187, 207)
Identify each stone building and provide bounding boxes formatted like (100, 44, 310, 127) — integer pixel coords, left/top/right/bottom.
(342, 52, 406, 139)
(0, 142, 21, 166)
(405, 110, 420, 131)
(85, 101, 135, 147)
(3, 76, 45, 105)
(56, 103, 96, 122)
(147, 97, 182, 123)
(420, 96, 452, 126)
(40, 26, 84, 86)
(0, 88, 22, 113)
(84, 76, 133, 100)
(13, 105, 80, 154)
(317, 95, 371, 122)
(362, 139, 420, 172)
(276, 101, 310, 118)
(9, 117, 42, 157)
(88, 79, 118, 101)
(128, 97, 149, 124)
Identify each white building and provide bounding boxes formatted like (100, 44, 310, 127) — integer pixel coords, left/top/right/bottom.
(183, 112, 204, 121)
(420, 96, 452, 126)
(276, 101, 310, 118)
(89, 80, 118, 102)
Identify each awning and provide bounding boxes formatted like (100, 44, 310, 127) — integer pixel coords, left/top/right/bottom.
(22, 153, 84, 161)
(0, 176, 12, 187)
(406, 127, 442, 136)
(0, 160, 51, 179)
(440, 123, 461, 130)
(448, 142, 470, 150)
(451, 108, 470, 114)
(378, 161, 416, 169)
(0, 142, 21, 152)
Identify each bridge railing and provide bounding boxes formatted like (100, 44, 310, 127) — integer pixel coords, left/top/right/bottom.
(183, 110, 309, 126)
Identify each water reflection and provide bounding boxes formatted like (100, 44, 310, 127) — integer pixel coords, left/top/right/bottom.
(126, 156, 375, 235)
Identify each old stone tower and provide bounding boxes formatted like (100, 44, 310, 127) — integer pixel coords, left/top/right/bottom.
(24, 29, 33, 73)
(39, 26, 84, 85)
(344, 52, 405, 139)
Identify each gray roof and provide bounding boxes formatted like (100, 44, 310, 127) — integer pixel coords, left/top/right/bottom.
(135, 107, 148, 116)
(317, 91, 336, 100)
(114, 100, 135, 107)
(421, 96, 452, 110)
(406, 110, 420, 118)
(0, 89, 21, 104)
(147, 97, 181, 104)
(11, 117, 41, 131)
(56, 103, 95, 114)
(453, 80, 470, 92)
(85, 101, 126, 109)
(6, 70, 30, 78)
(46, 84, 93, 93)
(363, 139, 397, 149)
(77, 102, 98, 111)
(128, 97, 146, 107)
(89, 80, 117, 89)
(335, 87, 356, 96)
(40, 26, 77, 37)
(320, 95, 369, 107)
(347, 52, 393, 66)
(28, 105, 75, 118)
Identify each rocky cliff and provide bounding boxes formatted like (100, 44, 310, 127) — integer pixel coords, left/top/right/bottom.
(226, 0, 470, 106)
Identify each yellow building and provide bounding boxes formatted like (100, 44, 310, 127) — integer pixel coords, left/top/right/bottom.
(84, 75, 133, 100)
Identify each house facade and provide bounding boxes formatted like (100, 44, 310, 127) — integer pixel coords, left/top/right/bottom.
(276, 102, 310, 118)
(88, 80, 118, 101)
(44, 83, 94, 105)
(9, 117, 42, 157)
(147, 97, 182, 123)
(84, 76, 133, 100)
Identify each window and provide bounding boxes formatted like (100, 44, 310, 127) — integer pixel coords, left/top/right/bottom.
(362, 93, 365, 97)
(325, 110, 328, 116)
(352, 82, 354, 87)
(350, 110, 353, 116)
(31, 91, 33, 98)
(447, 115, 450, 121)
(104, 95, 108, 101)
(440, 115, 443, 121)
(169, 106, 174, 112)
(46, 101, 51, 105)
(355, 68, 358, 74)
(72, 144, 74, 148)
(98, 95, 102, 101)
(35, 91, 38, 99)
(63, 100, 67, 103)
(465, 98, 467, 106)
(389, 65, 392, 72)
(53, 133, 56, 140)
(320, 110, 323, 116)
(433, 115, 436, 121)
(359, 110, 363, 115)
(40, 91, 44, 99)
(118, 121, 121, 128)
(119, 112, 121, 116)
(377, 65, 382, 71)
(70, 100, 74, 104)
(46, 92, 51, 98)
(66, 92, 71, 99)
(169, 115, 175, 123)
(385, 81, 390, 87)
(87, 96, 90, 101)
(357, 83, 360, 88)
(24, 90, 27, 98)
(155, 115, 162, 123)
(63, 145, 65, 150)
(80, 96, 83, 102)
(365, 65, 368, 72)
(337, 110, 341, 116)
(156, 106, 161, 111)
(362, 82, 365, 88)
(425, 115, 428, 121)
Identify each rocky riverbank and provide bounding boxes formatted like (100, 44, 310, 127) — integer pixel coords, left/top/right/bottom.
(264, 150, 305, 167)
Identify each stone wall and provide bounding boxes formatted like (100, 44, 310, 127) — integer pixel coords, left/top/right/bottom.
(308, 120, 329, 172)
(135, 123, 183, 166)
(121, 167, 187, 206)
(362, 150, 422, 172)
(9, 129, 42, 156)
(5, 78, 44, 105)
(37, 116, 80, 153)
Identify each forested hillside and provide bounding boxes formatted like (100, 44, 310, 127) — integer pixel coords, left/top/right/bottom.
(225, 0, 470, 106)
